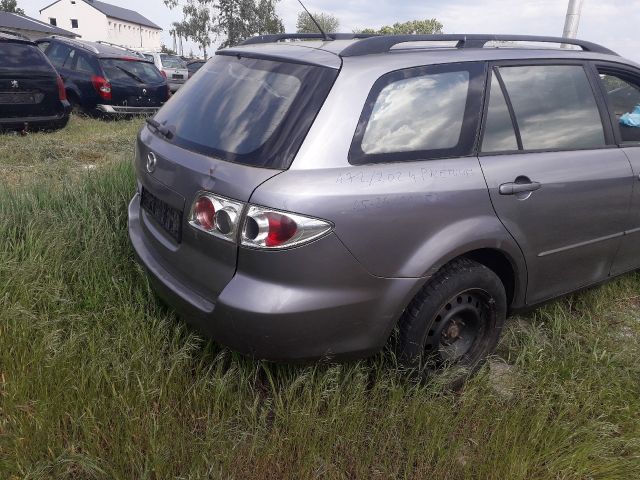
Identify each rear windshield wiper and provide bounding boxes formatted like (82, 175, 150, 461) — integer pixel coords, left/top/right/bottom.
(115, 65, 145, 83)
(146, 118, 174, 140)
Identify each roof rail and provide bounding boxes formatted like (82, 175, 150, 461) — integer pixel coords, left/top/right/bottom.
(95, 40, 145, 57)
(46, 35, 100, 54)
(339, 34, 618, 57)
(0, 29, 32, 41)
(241, 33, 377, 45)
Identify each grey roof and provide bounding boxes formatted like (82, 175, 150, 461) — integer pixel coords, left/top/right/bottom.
(0, 11, 78, 37)
(40, 0, 162, 30)
(85, 0, 162, 30)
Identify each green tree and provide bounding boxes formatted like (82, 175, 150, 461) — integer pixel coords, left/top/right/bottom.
(0, 0, 24, 14)
(160, 44, 177, 55)
(357, 18, 443, 35)
(296, 11, 339, 34)
(164, 0, 283, 49)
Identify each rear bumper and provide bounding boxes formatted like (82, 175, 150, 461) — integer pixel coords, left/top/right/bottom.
(97, 104, 160, 115)
(0, 104, 70, 131)
(128, 194, 421, 362)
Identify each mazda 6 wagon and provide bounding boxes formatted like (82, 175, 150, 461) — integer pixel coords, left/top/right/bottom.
(128, 33, 640, 380)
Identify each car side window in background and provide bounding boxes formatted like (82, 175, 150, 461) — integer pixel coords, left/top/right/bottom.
(349, 62, 486, 164)
(46, 43, 72, 69)
(37, 41, 50, 53)
(598, 70, 640, 143)
(74, 54, 98, 75)
(481, 73, 518, 152)
(497, 65, 605, 150)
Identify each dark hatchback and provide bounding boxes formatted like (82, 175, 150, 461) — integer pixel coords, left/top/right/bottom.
(0, 32, 69, 132)
(36, 36, 169, 116)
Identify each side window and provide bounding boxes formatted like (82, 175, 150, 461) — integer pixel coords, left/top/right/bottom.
(74, 53, 97, 75)
(597, 70, 640, 143)
(37, 41, 50, 53)
(496, 65, 605, 151)
(349, 63, 485, 164)
(482, 73, 518, 152)
(46, 43, 72, 69)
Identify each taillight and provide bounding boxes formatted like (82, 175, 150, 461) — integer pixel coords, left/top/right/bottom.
(241, 205, 332, 249)
(166, 84, 171, 100)
(160, 70, 167, 79)
(91, 75, 112, 100)
(188, 192, 242, 242)
(56, 75, 66, 101)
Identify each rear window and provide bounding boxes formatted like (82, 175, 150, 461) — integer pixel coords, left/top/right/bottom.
(152, 54, 338, 169)
(0, 43, 53, 72)
(160, 54, 186, 69)
(101, 59, 164, 84)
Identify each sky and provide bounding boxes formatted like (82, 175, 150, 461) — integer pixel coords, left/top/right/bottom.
(16, 0, 640, 61)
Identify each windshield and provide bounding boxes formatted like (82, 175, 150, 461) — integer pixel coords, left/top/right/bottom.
(152, 54, 338, 169)
(101, 59, 164, 84)
(160, 54, 186, 69)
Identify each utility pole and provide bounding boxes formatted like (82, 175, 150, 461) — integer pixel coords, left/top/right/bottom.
(562, 0, 584, 44)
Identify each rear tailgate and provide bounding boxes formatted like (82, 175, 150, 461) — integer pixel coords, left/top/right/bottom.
(100, 58, 168, 107)
(134, 51, 339, 302)
(0, 42, 61, 118)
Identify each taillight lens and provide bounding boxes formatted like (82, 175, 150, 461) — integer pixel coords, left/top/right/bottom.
(188, 192, 242, 242)
(56, 75, 66, 101)
(91, 75, 112, 100)
(241, 205, 332, 249)
(160, 70, 167, 79)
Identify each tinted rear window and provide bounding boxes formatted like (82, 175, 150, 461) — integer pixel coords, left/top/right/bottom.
(160, 54, 186, 69)
(101, 59, 164, 84)
(152, 54, 338, 169)
(0, 43, 53, 72)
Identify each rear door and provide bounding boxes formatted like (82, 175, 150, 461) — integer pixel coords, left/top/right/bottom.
(594, 63, 640, 275)
(0, 41, 61, 119)
(478, 61, 632, 304)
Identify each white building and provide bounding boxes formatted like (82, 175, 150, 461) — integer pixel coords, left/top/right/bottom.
(0, 11, 78, 40)
(39, 0, 162, 51)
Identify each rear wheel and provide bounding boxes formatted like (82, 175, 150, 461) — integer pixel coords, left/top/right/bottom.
(397, 258, 507, 384)
(67, 92, 85, 116)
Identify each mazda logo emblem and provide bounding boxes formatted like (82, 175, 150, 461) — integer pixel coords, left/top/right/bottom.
(146, 152, 157, 173)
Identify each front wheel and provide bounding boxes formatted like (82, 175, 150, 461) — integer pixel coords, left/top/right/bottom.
(397, 258, 507, 384)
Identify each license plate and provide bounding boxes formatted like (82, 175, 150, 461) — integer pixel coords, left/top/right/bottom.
(172, 74, 184, 80)
(141, 188, 183, 242)
(0, 92, 36, 104)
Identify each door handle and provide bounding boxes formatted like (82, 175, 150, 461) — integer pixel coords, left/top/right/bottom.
(499, 180, 542, 195)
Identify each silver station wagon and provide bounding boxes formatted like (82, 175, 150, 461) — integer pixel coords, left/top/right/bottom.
(129, 33, 640, 380)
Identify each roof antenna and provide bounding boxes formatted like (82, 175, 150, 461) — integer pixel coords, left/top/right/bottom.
(296, 0, 331, 41)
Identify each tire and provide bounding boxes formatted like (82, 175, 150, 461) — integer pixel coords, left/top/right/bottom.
(397, 258, 507, 383)
(68, 93, 85, 116)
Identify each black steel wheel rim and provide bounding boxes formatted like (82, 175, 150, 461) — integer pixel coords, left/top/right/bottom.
(423, 289, 491, 366)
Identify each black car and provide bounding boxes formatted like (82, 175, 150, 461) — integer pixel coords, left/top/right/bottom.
(186, 59, 206, 78)
(0, 31, 70, 132)
(36, 36, 169, 116)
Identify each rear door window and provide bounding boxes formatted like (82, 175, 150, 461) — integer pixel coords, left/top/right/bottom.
(45, 43, 72, 69)
(481, 73, 519, 152)
(496, 64, 605, 150)
(597, 69, 640, 143)
(349, 62, 486, 165)
(152, 54, 338, 169)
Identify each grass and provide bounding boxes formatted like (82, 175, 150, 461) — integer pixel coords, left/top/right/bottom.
(1, 116, 639, 479)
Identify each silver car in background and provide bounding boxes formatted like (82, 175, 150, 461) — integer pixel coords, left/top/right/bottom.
(129, 33, 640, 382)
(143, 51, 189, 92)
